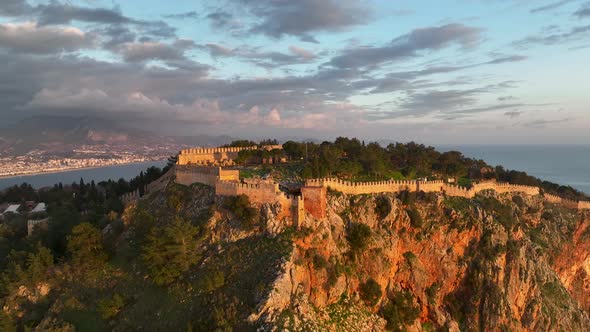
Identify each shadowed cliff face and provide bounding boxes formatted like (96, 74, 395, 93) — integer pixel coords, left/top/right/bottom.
(255, 190, 590, 331)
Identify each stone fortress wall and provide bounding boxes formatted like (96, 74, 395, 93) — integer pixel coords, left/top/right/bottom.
(125, 144, 589, 223)
(177, 145, 283, 166)
(175, 165, 240, 187)
(174, 165, 304, 225)
(305, 178, 589, 210)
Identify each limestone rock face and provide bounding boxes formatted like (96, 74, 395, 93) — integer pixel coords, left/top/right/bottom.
(249, 191, 590, 331)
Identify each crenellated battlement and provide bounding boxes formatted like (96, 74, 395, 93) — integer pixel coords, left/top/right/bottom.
(179, 146, 259, 156)
(306, 177, 588, 210)
(177, 145, 283, 166)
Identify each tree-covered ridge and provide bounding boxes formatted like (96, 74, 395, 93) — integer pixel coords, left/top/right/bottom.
(279, 138, 587, 201)
(1, 138, 589, 330)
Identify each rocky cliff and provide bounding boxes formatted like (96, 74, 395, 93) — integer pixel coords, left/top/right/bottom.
(4, 183, 589, 331)
(252, 189, 590, 331)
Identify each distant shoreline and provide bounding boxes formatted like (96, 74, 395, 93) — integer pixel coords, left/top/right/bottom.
(0, 159, 168, 180)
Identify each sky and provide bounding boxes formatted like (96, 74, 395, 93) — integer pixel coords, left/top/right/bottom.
(0, 0, 589, 144)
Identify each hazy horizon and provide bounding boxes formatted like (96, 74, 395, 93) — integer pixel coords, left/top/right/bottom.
(1, 0, 589, 144)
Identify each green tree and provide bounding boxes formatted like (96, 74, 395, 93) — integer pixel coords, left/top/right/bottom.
(346, 222, 372, 253)
(360, 278, 382, 306)
(142, 219, 202, 285)
(98, 293, 125, 319)
(381, 289, 421, 331)
(67, 223, 107, 269)
(225, 195, 259, 229)
(0, 311, 16, 332)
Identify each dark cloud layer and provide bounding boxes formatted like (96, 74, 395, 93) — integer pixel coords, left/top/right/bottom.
(327, 24, 482, 69)
(164, 11, 199, 20)
(0, 0, 32, 16)
(530, 0, 576, 13)
(574, 2, 590, 17)
(36, 3, 132, 25)
(226, 0, 370, 39)
(0, 22, 95, 54)
(0, 0, 578, 141)
(515, 24, 590, 47)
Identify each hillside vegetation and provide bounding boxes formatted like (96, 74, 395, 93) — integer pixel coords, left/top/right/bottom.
(1, 138, 589, 331)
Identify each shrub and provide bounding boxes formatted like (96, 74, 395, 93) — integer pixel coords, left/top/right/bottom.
(406, 207, 423, 228)
(402, 251, 417, 267)
(142, 219, 202, 285)
(359, 278, 382, 306)
(425, 282, 442, 305)
(327, 259, 344, 287)
(98, 294, 125, 320)
(346, 222, 372, 252)
(478, 197, 516, 231)
(67, 223, 107, 270)
(398, 190, 416, 206)
(313, 254, 328, 269)
(512, 195, 525, 208)
(375, 196, 392, 219)
(198, 270, 226, 293)
(225, 195, 259, 229)
(381, 289, 420, 331)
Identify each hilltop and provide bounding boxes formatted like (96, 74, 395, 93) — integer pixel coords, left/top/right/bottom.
(1, 138, 589, 331)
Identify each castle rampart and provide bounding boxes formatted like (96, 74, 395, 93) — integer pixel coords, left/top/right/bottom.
(127, 157, 590, 227)
(306, 178, 587, 212)
(175, 165, 239, 187)
(177, 145, 283, 166)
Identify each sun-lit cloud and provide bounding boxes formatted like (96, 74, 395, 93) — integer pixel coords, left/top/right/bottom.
(0, 0, 587, 143)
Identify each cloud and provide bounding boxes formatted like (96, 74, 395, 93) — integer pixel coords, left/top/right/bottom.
(206, 11, 243, 31)
(327, 23, 483, 69)
(288, 46, 316, 60)
(164, 11, 199, 20)
(35, 2, 177, 39)
(223, 0, 370, 39)
(486, 55, 528, 64)
(24, 88, 235, 126)
(574, 2, 590, 17)
(0, 0, 32, 16)
(202, 44, 317, 68)
(523, 118, 570, 128)
(204, 43, 234, 57)
(504, 110, 522, 118)
(118, 41, 185, 62)
(530, 0, 576, 13)
(0, 22, 94, 54)
(36, 3, 131, 25)
(498, 96, 517, 101)
(514, 24, 590, 47)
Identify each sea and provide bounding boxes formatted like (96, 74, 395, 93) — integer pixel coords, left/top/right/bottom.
(0, 160, 168, 190)
(438, 145, 590, 195)
(0, 145, 589, 194)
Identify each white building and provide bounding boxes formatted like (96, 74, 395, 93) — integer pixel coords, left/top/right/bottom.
(31, 202, 47, 213)
(2, 204, 21, 215)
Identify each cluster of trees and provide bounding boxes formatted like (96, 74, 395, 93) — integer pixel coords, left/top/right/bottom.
(280, 137, 588, 200)
(283, 138, 490, 181)
(222, 138, 278, 148)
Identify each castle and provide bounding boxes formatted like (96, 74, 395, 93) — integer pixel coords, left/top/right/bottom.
(177, 145, 283, 166)
(123, 145, 590, 224)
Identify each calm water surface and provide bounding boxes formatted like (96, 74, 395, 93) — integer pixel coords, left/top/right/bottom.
(0, 160, 167, 190)
(439, 145, 590, 194)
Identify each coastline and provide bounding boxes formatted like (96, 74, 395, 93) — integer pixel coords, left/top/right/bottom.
(0, 159, 168, 180)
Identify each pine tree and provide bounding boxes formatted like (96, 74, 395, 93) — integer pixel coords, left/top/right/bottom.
(0, 311, 16, 332)
(142, 218, 202, 285)
(67, 223, 107, 270)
